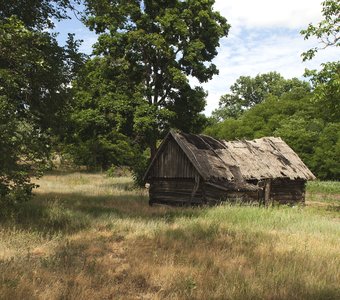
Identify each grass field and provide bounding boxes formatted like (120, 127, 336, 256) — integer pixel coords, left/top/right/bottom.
(0, 173, 339, 299)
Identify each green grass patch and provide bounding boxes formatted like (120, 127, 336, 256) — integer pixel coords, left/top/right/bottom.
(307, 180, 340, 195)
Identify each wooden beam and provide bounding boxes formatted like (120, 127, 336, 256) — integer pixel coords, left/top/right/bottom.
(264, 179, 272, 207)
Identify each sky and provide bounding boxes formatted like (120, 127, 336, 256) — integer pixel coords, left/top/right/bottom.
(54, 0, 339, 115)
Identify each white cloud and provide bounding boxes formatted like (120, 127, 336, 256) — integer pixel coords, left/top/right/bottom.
(200, 0, 339, 115)
(214, 0, 323, 29)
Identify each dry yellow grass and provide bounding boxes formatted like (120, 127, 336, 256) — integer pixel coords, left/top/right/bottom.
(0, 172, 339, 299)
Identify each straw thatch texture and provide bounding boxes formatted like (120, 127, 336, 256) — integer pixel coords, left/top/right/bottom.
(171, 131, 315, 182)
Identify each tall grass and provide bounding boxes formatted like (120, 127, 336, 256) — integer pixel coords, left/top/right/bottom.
(307, 180, 340, 195)
(0, 173, 339, 299)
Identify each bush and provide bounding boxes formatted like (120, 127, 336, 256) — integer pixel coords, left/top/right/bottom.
(106, 165, 131, 177)
(131, 148, 150, 187)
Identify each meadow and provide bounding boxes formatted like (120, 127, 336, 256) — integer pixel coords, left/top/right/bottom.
(0, 173, 339, 300)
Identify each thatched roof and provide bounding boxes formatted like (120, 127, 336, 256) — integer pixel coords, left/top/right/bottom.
(151, 130, 315, 182)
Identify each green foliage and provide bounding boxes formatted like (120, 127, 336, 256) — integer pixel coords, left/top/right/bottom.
(310, 122, 340, 179)
(131, 147, 151, 187)
(0, 0, 76, 30)
(0, 96, 47, 213)
(66, 57, 140, 170)
(0, 3, 83, 210)
(84, 0, 229, 154)
(300, 0, 339, 61)
(212, 72, 310, 120)
(304, 61, 340, 123)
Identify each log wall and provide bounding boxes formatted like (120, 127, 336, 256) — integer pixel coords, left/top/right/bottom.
(270, 179, 306, 204)
(149, 178, 306, 206)
(149, 179, 203, 205)
(149, 179, 260, 206)
(204, 184, 258, 204)
(246, 178, 306, 204)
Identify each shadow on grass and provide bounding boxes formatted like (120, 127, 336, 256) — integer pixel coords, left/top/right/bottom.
(126, 224, 340, 300)
(36, 191, 201, 217)
(4, 182, 339, 236)
(0, 190, 204, 235)
(326, 204, 340, 213)
(2, 220, 338, 300)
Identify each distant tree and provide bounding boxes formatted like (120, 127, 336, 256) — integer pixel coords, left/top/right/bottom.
(300, 0, 339, 61)
(84, 0, 230, 156)
(212, 72, 310, 120)
(311, 122, 340, 179)
(205, 81, 340, 180)
(298, 0, 340, 178)
(0, 1, 84, 210)
(304, 61, 340, 123)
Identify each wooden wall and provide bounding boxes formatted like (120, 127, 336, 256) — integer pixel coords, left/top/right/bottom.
(149, 179, 203, 205)
(149, 179, 259, 206)
(204, 184, 258, 204)
(149, 178, 306, 206)
(148, 137, 197, 179)
(270, 179, 306, 204)
(247, 178, 306, 204)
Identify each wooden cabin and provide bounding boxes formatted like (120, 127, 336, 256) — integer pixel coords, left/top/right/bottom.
(143, 130, 315, 206)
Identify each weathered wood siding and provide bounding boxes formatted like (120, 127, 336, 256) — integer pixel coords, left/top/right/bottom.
(148, 137, 201, 205)
(246, 178, 306, 204)
(149, 137, 197, 179)
(149, 179, 203, 205)
(270, 179, 306, 203)
(204, 184, 258, 204)
(149, 179, 259, 206)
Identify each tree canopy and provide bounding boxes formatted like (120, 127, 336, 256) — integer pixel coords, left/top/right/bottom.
(0, 1, 84, 210)
(84, 0, 230, 155)
(212, 72, 310, 120)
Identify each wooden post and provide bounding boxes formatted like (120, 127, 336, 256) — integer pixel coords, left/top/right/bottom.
(189, 174, 200, 205)
(264, 179, 272, 207)
(301, 181, 306, 205)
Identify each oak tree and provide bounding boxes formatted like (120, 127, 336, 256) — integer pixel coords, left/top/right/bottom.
(84, 0, 230, 156)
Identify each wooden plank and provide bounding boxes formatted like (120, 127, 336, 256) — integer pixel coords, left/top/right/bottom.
(148, 137, 197, 179)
